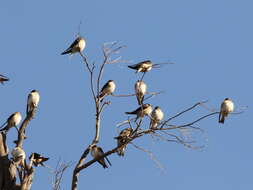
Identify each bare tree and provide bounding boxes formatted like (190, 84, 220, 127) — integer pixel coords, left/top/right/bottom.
(69, 41, 239, 190)
(0, 40, 242, 190)
(0, 93, 51, 190)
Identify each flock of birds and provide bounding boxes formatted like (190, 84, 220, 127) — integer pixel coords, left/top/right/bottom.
(0, 35, 235, 169)
(0, 90, 49, 168)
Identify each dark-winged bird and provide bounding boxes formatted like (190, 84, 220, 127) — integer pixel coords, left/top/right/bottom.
(0, 112, 22, 133)
(135, 80, 147, 105)
(61, 36, 86, 55)
(91, 145, 111, 169)
(12, 147, 26, 167)
(150, 106, 164, 129)
(128, 60, 153, 73)
(125, 104, 152, 120)
(114, 128, 133, 156)
(98, 80, 116, 102)
(29, 152, 49, 167)
(0, 74, 9, 84)
(27, 90, 40, 115)
(219, 98, 234, 124)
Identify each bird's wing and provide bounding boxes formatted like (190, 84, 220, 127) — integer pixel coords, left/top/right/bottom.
(100, 82, 109, 93)
(68, 38, 79, 49)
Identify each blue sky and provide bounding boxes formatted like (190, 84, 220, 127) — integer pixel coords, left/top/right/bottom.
(0, 0, 252, 189)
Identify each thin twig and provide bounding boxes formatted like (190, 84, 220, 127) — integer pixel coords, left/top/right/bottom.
(130, 142, 165, 171)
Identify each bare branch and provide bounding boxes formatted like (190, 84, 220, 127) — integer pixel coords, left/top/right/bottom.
(71, 146, 91, 190)
(52, 159, 71, 190)
(130, 142, 165, 171)
(15, 111, 34, 148)
(79, 52, 96, 100)
(161, 101, 208, 128)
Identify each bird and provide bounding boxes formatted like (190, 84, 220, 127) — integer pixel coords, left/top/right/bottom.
(0, 112, 22, 133)
(125, 104, 152, 120)
(29, 152, 49, 167)
(135, 80, 147, 105)
(12, 147, 26, 167)
(61, 36, 86, 55)
(114, 128, 133, 156)
(91, 145, 111, 169)
(128, 60, 153, 73)
(150, 106, 164, 129)
(219, 98, 234, 124)
(27, 90, 40, 115)
(98, 80, 116, 102)
(0, 74, 9, 84)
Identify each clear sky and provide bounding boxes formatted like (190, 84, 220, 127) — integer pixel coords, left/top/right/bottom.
(0, 0, 252, 189)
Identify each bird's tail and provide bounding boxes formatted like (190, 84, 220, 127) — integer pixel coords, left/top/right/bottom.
(105, 156, 112, 166)
(0, 125, 10, 133)
(61, 49, 71, 55)
(0, 121, 7, 129)
(150, 120, 157, 129)
(125, 111, 135, 115)
(117, 148, 125, 157)
(219, 112, 225, 124)
(136, 95, 144, 105)
(97, 93, 106, 102)
(128, 65, 136, 70)
(98, 160, 108, 169)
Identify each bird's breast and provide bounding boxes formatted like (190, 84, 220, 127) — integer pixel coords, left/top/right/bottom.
(79, 39, 86, 51)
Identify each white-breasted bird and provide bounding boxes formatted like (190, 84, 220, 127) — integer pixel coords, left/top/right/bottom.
(219, 98, 234, 124)
(61, 36, 86, 55)
(150, 106, 164, 129)
(128, 60, 153, 73)
(98, 80, 116, 102)
(114, 128, 133, 157)
(12, 147, 26, 167)
(91, 145, 111, 169)
(27, 90, 40, 115)
(0, 112, 22, 133)
(125, 104, 152, 120)
(135, 80, 147, 105)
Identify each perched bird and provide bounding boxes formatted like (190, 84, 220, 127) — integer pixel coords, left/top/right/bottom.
(27, 90, 40, 115)
(128, 60, 153, 73)
(91, 145, 111, 169)
(61, 36, 86, 55)
(12, 147, 26, 167)
(114, 128, 133, 156)
(0, 74, 9, 84)
(125, 104, 152, 120)
(150, 106, 164, 129)
(29, 152, 49, 167)
(0, 112, 22, 133)
(219, 98, 234, 124)
(98, 80, 116, 101)
(135, 80, 147, 105)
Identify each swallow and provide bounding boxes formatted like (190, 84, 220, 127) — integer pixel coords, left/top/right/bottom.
(0, 112, 22, 133)
(150, 106, 164, 129)
(27, 90, 40, 115)
(91, 145, 111, 169)
(125, 103, 152, 120)
(98, 80, 116, 102)
(135, 80, 147, 105)
(0, 74, 9, 84)
(128, 60, 153, 73)
(219, 98, 234, 124)
(11, 147, 26, 167)
(29, 152, 49, 167)
(61, 36, 86, 55)
(114, 128, 133, 156)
